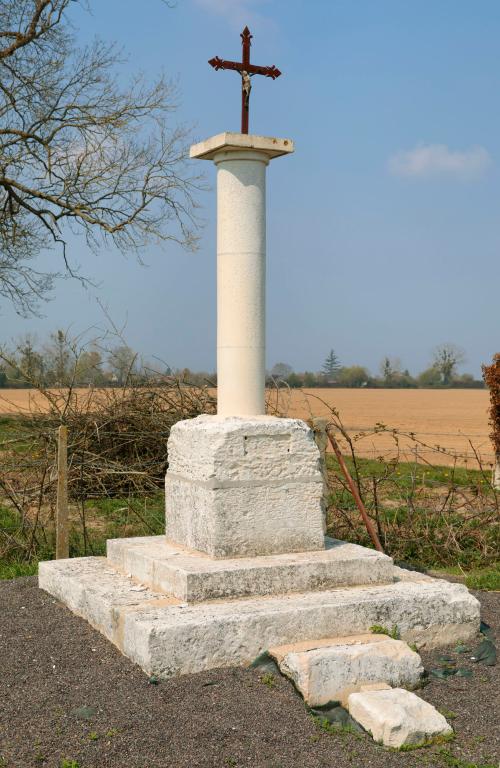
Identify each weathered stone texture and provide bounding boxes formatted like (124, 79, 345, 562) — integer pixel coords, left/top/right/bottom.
(165, 416, 325, 557)
(270, 634, 424, 707)
(39, 559, 480, 678)
(347, 688, 453, 748)
(106, 536, 394, 602)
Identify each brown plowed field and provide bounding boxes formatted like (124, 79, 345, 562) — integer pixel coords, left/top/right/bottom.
(0, 387, 492, 468)
(280, 388, 492, 467)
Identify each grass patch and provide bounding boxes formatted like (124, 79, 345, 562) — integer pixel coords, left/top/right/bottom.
(393, 732, 455, 751)
(437, 749, 498, 768)
(0, 415, 36, 454)
(0, 560, 38, 580)
(369, 624, 400, 639)
(79, 493, 164, 553)
(312, 715, 361, 738)
(0, 492, 165, 579)
(465, 567, 500, 591)
(326, 453, 499, 576)
(326, 455, 491, 491)
(261, 673, 276, 689)
(427, 565, 500, 591)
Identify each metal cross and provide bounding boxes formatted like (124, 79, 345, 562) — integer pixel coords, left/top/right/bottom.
(209, 26, 282, 134)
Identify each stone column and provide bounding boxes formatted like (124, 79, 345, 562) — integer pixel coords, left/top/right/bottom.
(215, 148, 267, 415)
(165, 133, 325, 559)
(190, 133, 294, 415)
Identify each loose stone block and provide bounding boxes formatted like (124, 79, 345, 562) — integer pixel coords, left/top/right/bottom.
(269, 634, 424, 707)
(106, 536, 394, 602)
(165, 415, 325, 557)
(347, 688, 453, 748)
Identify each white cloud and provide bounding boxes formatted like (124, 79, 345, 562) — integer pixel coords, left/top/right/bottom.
(389, 143, 491, 179)
(194, 0, 270, 28)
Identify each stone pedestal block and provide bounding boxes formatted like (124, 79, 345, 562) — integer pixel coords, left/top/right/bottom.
(165, 415, 325, 558)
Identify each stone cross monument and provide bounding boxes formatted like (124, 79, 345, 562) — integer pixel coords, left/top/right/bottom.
(163, 28, 326, 557)
(39, 26, 479, 685)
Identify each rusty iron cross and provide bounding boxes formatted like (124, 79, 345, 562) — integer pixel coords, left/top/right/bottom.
(209, 27, 281, 134)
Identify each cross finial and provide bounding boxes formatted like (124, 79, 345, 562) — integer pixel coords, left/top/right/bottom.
(209, 27, 281, 134)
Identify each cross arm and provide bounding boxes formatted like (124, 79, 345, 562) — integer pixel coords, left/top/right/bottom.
(208, 57, 282, 79)
(208, 57, 241, 73)
(247, 63, 281, 79)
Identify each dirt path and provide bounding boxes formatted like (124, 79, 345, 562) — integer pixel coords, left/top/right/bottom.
(0, 577, 498, 768)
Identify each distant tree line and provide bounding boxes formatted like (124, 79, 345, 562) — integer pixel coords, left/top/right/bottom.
(0, 331, 214, 389)
(267, 344, 485, 389)
(0, 335, 485, 390)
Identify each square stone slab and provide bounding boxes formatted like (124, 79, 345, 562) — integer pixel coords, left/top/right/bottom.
(190, 132, 294, 161)
(347, 688, 453, 748)
(106, 536, 395, 602)
(269, 634, 424, 707)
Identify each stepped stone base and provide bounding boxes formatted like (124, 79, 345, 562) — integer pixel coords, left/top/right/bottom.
(106, 536, 394, 602)
(39, 553, 480, 678)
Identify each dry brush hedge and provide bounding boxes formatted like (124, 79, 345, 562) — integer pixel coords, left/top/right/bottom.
(0, 380, 216, 562)
(482, 354, 500, 456)
(0, 383, 499, 572)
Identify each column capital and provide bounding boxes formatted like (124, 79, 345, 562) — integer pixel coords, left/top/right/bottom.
(190, 132, 294, 161)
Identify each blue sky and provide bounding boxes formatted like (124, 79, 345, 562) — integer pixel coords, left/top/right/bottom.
(2, 0, 499, 376)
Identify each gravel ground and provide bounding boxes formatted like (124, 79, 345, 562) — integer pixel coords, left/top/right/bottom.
(0, 577, 498, 768)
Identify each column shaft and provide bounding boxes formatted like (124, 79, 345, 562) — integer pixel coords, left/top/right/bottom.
(214, 149, 269, 416)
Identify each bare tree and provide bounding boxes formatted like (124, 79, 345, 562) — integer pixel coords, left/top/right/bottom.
(0, 0, 200, 315)
(432, 343, 465, 385)
(270, 362, 293, 380)
(107, 344, 137, 386)
(379, 356, 401, 384)
(43, 329, 71, 385)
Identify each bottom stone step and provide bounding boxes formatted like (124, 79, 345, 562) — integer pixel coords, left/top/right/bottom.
(39, 556, 480, 679)
(269, 634, 424, 707)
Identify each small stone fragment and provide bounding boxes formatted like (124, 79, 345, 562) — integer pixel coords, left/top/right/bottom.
(347, 688, 453, 748)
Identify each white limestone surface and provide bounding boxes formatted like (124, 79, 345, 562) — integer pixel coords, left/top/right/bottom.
(269, 634, 424, 707)
(190, 132, 294, 161)
(106, 536, 394, 602)
(39, 558, 480, 678)
(165, 416, 325, 557)
(38, 557, 179, 644)
(190, 134, 292, 416)
(215, 146, 268, 415)
(347, 688, 453, 748)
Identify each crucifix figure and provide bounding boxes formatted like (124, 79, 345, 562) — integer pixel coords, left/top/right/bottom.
(209, 26, 282, 134)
